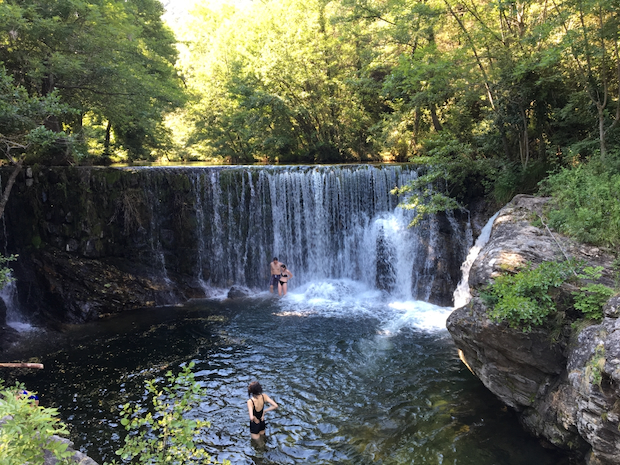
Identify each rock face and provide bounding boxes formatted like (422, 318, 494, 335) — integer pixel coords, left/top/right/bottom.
(447, 195, 620, 465)
(1, 167, 209, 326)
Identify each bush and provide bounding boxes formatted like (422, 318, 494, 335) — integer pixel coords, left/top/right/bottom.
(107, 362, 227, 465)
(482, 260, 616, 331)
(0, 382, 73, 464)
(540, 163, 620, 247)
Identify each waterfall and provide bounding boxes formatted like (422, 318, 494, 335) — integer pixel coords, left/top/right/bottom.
(1, 277, 32, 331)
(131, 164, 471, 302)
(0, 164, 475, 327)
(1, 172, 31, 330)
(453, 211, 500, 308)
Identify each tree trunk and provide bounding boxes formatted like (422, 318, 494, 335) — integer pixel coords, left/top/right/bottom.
(520, 108, 530, 168)
(598, 103, 607, 161)
(0, 362, 44, 369)
(42, 71, 62, 133)
(430, 105, 443, 132)
(0, 159, 23, 220)
(104, 121, 112, 155)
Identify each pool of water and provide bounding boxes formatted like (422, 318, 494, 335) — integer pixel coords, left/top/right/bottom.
(3, 280, 566, 464)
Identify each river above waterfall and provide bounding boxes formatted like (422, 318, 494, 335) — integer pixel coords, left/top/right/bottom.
(4, 281, 566, 465)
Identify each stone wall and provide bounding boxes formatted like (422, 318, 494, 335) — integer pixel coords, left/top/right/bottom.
(447, 195, 620, 465)
(1, 166, 205, 324)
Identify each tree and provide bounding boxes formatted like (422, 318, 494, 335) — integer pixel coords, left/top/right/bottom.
(0, 64, 73, 217)
(0, 0, 185, 161)
(178, 0, 379, 163)
(551, 0, 620, 161)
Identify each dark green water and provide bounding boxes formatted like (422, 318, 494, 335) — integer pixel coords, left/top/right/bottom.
(4, 295, 566, 465)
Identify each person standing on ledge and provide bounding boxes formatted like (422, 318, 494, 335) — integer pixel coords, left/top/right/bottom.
(247, 381, 278, 442)
(269, 257, 282, 293)
(278, 264, 293, 296)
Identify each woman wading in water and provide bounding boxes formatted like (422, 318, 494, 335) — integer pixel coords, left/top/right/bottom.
(278, 264, 293, 296)
(247, 381, 278, 441)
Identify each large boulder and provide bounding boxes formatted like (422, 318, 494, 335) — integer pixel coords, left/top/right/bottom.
(0, 326, 19, 352)
(447, 195, 619, 464)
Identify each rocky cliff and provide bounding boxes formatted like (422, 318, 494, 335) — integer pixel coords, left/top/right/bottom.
(447, 195, 620, 465)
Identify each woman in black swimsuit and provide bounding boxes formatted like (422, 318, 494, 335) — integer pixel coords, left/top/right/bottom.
(247, 381, 279, 441)
(278, 264, 293, 296)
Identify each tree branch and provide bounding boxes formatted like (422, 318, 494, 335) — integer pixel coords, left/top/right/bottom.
(53, 84, 136, 96)
(0, 158, 24, 220)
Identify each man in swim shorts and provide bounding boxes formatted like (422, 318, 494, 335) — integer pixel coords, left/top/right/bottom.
(269, 257, 282, 293)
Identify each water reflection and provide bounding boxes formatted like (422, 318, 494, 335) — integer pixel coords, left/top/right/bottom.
(3, 289, 566, 465)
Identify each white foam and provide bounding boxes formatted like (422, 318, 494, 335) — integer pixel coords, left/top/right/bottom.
(279, 279, 384, 318)
(272, 278, 452, 333)
(383, 301, 453, 333)
(7, 321, 37, 333)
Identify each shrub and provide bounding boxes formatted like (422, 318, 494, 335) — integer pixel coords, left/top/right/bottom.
(483, 260, 616, 331)
(107, 362, 228, 465)
(540, 163, 620, 247)
(0, 382, 73, 464)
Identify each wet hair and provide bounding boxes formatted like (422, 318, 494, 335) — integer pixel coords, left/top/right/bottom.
(280, 264, 286, 268)
(248, 381, 263, 397)
(273, 257, 278, 261)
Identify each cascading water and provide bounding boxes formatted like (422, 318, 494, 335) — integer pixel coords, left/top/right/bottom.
(452, 211, 500, 309)
(0, 173, 31, 331)
(1, 277, 32, 331)
(140, 165, 469, 304)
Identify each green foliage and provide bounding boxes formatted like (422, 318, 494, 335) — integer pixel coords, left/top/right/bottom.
(574, 283, 614, 320)
(483, 260, 616, 331)
(587, 345, 606, 387)
(540, 163, 620, 247)
(0, 253, 17, 290)
(392, 132, 497, 226)
(483, 260, 575, 331)
(492, 161, 552, 204)
(0, 383, 73, 464)
(392, 177, 461, 227)
(0, 65, 74, 161)
(107, 362, 227, 465)
(177, 0, 384, 163)
(0, 0, 185, 162)
(573, 266, 615, 320)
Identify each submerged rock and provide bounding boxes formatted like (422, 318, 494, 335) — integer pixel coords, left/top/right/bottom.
(447, 194, 619, 465)
(227, 285, 252, 299)
(0, 325, 19, 352)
